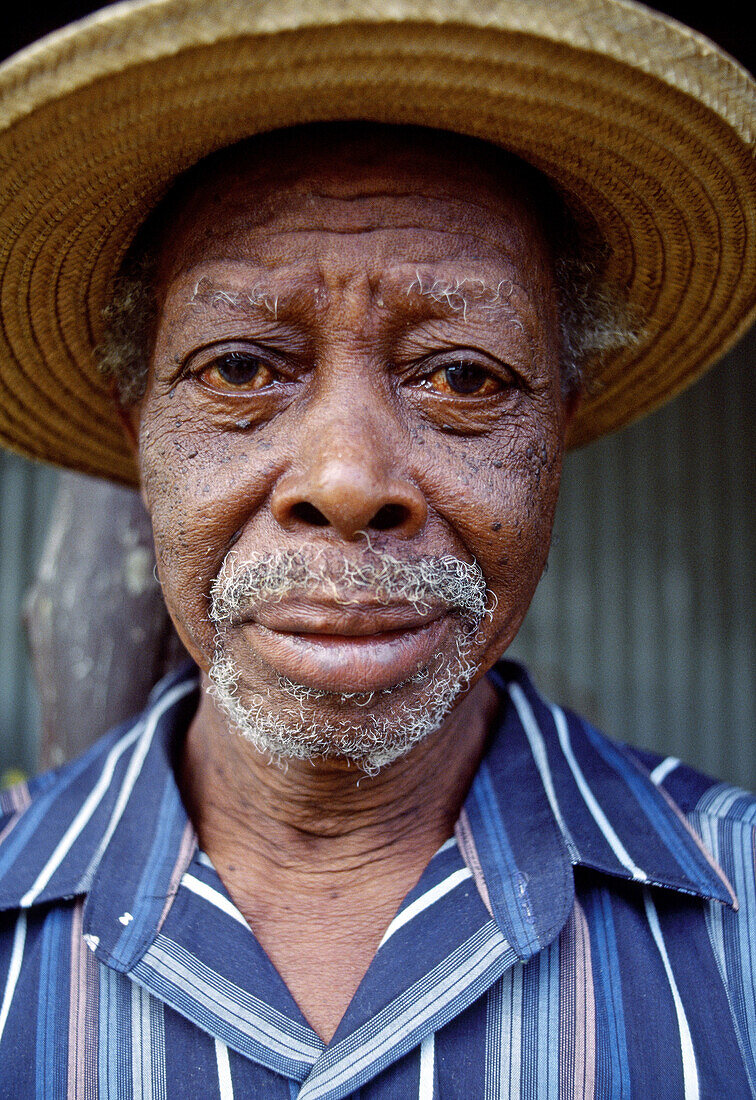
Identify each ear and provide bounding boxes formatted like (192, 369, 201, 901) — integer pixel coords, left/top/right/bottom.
(115, 402, 149, 509)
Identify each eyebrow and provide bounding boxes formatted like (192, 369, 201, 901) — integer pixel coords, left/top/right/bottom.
(186, 270, 533, 334)
(404, 270, 527, 329)
(189, 275, 281, 320)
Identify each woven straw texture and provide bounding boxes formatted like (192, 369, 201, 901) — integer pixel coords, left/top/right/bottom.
(0, 0, 754, 484)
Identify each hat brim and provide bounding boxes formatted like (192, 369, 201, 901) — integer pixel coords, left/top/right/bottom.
(0, 0, 754, 485)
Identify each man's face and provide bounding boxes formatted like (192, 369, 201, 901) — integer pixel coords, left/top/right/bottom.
(133, 127, 571, 766)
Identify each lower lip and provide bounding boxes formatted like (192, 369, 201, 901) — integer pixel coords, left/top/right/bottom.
(237, 616, 454, 693)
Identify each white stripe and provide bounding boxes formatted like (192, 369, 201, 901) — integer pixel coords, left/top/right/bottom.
(418, 1033, 435, 1099)
(215, 1037, 235, 1099)
(379, 868, 472, 948)
(19, 724, 143, 907)
(131, 983, 151, 1100)
(435, 837, 457, 856)
(643, 890, 699, 1099)
(81, 680, 197, 890)
(300, 923, 512, 1098)
(20, 679, 195, 908)
(140, 941, 322, 1060)
(0, 912, 27, 1047)
(508, 683, 580, 861)
(181, 874, 249, 928)
(550, 704, 647, 881)
(196, 850, 215, 868)
(650, 757, 680, 786)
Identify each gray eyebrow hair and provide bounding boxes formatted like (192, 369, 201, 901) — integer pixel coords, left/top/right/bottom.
(405, 270, 524, 329)
(189, 274, 280, 320)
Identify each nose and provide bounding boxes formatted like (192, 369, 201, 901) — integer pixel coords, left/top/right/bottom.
(270, 430, 427, 542)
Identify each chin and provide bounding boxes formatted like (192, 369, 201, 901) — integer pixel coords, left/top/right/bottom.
(207, 646, 479, 774)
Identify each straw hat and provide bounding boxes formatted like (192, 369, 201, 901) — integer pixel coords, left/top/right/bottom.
(0, 0, 754, 485)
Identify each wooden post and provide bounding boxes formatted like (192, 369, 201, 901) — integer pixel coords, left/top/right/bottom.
(25, 472, 186, 770)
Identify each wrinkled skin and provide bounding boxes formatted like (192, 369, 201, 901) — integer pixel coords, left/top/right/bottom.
(125, 125, 576, 1039)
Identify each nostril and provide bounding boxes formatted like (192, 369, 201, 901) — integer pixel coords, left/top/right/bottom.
(370, 504, 408, 531)
(290, 501, 330, 527)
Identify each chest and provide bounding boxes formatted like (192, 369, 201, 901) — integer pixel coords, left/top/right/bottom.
(246, 910, 393, 1041)
(5, 906, 750, 1100)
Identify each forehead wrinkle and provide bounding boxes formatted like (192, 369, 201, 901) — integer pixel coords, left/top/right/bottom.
(187, 197, 534, 261)
(223, 184, 535, 218)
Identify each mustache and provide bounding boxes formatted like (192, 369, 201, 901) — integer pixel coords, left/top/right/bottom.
(209, 547, 490, 627)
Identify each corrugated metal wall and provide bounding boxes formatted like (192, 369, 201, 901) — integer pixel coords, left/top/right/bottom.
(0, 455, 58, 778)
(510, 332, 755, 790)
(1, 332, 753, 788)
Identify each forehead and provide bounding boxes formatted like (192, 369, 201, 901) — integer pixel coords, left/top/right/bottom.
(152, 125, 556, 292)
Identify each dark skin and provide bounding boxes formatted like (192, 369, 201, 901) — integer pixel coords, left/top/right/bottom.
(124, 126, 578, 1041)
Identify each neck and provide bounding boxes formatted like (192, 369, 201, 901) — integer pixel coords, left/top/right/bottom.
(180, 673, 498, 891)
(179, 673, 499, 1041)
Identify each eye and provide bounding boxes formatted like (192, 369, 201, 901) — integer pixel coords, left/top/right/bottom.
(421, 360, 504, 397)
(200, 351, 277, 392)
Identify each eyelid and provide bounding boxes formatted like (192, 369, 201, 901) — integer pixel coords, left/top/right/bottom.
(409, 351, 518, 389)
(178, 345, 307, 401)
(184, 340, 285, 376)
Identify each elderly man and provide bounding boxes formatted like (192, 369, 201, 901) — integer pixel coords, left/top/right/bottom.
(0, 1, 754, 1096)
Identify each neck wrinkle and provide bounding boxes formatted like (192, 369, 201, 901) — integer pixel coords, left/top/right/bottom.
(179, 673, 498, 888)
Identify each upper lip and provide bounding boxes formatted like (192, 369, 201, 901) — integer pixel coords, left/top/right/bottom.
(239, 600, 446, 637)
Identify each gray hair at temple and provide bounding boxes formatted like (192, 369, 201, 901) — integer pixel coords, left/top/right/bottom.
(98, 126, 637, 405)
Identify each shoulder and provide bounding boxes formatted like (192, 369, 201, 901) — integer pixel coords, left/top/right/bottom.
(623, 743, 756, 836)
(0, 663, 199, 915)
(609, 742, 756, 897)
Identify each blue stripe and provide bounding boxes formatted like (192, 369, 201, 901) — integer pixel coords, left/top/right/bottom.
(717, 818, 756, 1087)
(111, 778, 186, 968)
(35, 907, 68, 1099)
(100, 962, 134, 1099)
(581, 718, 718, 889)
(467, 764, 541, 956)
(535, 940, 559, 1098)
(583, 886, 631, 1098)
(0, 748, 97, 885)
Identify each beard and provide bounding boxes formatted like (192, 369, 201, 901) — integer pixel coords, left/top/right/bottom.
(207, 547, 489, 773)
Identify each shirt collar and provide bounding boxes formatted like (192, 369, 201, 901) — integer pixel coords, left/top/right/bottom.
(480, 660, 737, 928)
(0, 658, 735, 924)
(0, 657, 736, 1096)
(0, 660, 735, 928)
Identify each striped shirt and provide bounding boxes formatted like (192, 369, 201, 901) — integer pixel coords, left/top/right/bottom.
(0, 660, 754, 1098)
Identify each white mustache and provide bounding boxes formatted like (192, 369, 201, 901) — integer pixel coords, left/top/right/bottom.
(210, 547, 490, 629)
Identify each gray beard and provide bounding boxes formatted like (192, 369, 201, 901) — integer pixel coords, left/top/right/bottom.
(207, 548, 490, 773)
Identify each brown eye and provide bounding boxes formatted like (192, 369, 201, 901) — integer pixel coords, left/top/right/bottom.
(202, 351, 275, 392)
(425, 361, 502, 396)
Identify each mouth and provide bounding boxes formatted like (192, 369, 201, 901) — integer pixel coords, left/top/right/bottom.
(229, 602, 457, 693)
